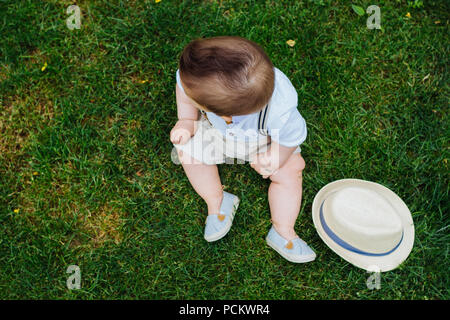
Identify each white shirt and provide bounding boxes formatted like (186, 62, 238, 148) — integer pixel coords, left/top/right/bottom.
(176, 67, 307, 148)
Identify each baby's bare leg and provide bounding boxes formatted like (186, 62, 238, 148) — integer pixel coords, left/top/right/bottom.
(177, 149, 223, 215)
(268, 153, 306, 240)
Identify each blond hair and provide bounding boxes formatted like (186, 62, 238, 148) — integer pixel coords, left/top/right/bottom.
(179, 36, 275, 116)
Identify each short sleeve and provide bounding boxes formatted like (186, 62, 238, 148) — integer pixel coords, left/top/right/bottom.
(268, 108, 307, 148)
(176, 69, 186, 93)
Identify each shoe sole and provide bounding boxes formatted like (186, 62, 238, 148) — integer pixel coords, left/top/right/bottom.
(204, 196, 240, 242)
(266, 237, 316, 263)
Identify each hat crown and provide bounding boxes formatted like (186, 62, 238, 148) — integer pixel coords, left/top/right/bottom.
(323, 187, 403, 254)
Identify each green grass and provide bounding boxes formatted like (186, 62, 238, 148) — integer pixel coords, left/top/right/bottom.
(0, 0, 448, 299)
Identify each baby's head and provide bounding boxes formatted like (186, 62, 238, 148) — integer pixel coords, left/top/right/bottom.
(179, 36, 274, 116)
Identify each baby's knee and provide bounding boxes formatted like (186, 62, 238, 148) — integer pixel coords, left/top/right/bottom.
(270, 154, 305, 183)
(296, 154, 306, 172)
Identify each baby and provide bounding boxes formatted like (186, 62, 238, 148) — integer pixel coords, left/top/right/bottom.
(170, 36, 316, 263)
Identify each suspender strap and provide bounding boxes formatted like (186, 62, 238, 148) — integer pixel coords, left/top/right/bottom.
(258, 104, 270, 135)
(200, 110, 212, 125)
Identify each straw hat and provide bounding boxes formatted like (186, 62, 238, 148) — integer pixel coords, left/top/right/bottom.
(312, 179, 414, 272)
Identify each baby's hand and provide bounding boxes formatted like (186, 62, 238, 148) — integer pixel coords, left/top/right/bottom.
(250, 151, 280, 179)
(170, 119, 197, 145)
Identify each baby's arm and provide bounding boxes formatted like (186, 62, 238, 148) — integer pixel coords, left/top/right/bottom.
(175, 83, 199, 121)
(270, 140, 297, 169)
(250, 140, 296, 178)
(251, 107, 306, 178)
(170, 84, 200, 145)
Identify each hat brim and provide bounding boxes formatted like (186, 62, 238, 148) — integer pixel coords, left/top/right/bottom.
(312, 179, 414, 272)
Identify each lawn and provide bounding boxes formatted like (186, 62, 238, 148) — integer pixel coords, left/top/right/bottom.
(0, 0, 448, 299)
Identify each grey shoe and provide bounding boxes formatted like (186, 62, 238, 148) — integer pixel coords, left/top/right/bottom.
(266, 226, 316, 263)
(204, 191, 240, 242)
